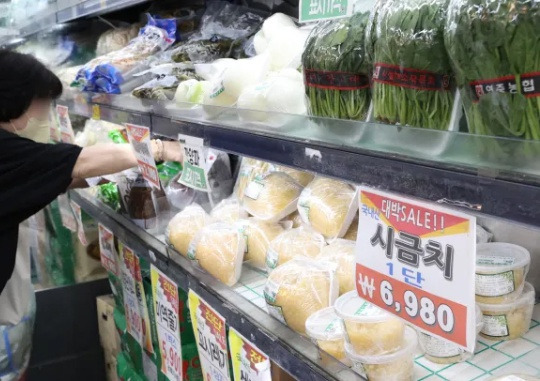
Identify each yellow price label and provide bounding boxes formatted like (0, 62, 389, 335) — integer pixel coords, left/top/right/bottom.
(92, 104, 101, 120)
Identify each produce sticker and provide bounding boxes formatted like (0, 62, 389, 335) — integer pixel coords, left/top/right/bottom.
(55, 105, 75, 144)
(178, 134, 210, 192)
(228, 328, 271, 381)
(356, 187, 476, 351)
(188, 290, 231, 381)
(125, 123, 160, 190)
(70, 200, 87, 246)
(98, 223, 118, 275)
(121, 244, 144, 347)
(151, 265, 183, 381)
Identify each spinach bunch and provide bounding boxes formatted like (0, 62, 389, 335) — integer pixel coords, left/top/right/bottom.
(302, 12, 371, 120)
(444, 0, 540, 141)
(372, 0, 454, 129)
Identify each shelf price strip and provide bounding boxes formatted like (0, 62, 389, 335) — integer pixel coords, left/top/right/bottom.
(126, 123, 161, 189)
(229, 328, 271, 381)
(189, 290, 231, 381)
(356, 187, 476, 351)
(151, 265, 183, 381)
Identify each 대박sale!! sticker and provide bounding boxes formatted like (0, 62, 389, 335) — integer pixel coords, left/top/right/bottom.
(178, 134, 210, 192)
(121, 244, 144, 347)
(151, 265, 183, 380)
(125, 123, 160, 189)
(188, 290, 231, 381)
(98, 224, 118, 275)
(55, 105, 75, 144)
(356, 187, 476, 351)
(229, 328, 271, 381)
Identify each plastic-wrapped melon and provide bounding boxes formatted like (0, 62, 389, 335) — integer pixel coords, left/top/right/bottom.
(187, 222, 245, 286)
(243, 172, 303, 222)
(240, 218, 284, 270)
(266, 226, 326, 272)
(317, 239, 355, 295)
(168, 204, 212, 256)
(298, 177, 358, 240)
(264, 259, 338, 334)
(210, 197, 248, 223)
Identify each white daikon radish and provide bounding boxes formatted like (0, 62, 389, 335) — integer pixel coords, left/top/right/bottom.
(261, 13, 297, 42)
(267, 26, 310, 71)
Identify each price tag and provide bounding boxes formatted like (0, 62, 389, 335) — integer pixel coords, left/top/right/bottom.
(92, 104, 101, 120)
(229, 328, 271, 381)
(178, 134, 210, 192)
(55, 105, 75, 144)
(98, 224, 118, 275)
(58, 194, 77, 232)
(189, 290, 231, 381)
(70, 200, 88, 246)
(121, 244, 144, 347)
(125, 124, 160, 189)
(356, 187, 476, 351)
(151, 265, 183, 380)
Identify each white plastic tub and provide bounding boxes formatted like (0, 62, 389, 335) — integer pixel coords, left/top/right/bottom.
(305, 307, 350, 366)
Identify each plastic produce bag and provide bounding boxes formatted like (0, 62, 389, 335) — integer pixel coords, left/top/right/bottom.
(96, 23, 140, 56)
(444, 0, 540, 143)
(239, 218, 285, 270)
(210, 197, 248, 223)
(264, 258, 338, 335)
(297, 177, 358, 241)
(132, 63, 202, 100)
(187, 222, 246, 286)
(233, 158, 273, 200)
(317, 239, 356, 295)
(303, 12, 371, 120)
(168, 204, 212, 257)
(372, 0, 455, 129)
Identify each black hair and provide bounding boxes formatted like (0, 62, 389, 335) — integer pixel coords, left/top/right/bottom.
(0, 50, 63, 122)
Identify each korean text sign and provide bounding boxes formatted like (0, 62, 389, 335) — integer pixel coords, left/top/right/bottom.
(228, 328, 271, 381)
(178, 134, 210, 192)
(125, 123, 160, 189)
(356, 187, 476, 351)
(188, 290, 231, 381)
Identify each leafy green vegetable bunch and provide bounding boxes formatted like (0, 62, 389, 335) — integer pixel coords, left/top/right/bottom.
(302, 12, 371, 120)
(373, 0, 454, 129)
(444, 0, 540, 141)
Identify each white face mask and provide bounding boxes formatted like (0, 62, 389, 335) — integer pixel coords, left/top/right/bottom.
(12, 116, 51, 144)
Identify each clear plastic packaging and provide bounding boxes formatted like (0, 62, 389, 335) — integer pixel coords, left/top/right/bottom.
(264, 259, 338, 335)
(475, 243, 530, 304)
(418, 304, 483, 364)
(281, 211, 303, 229)
(335, 291, 405, 355)
(343, 216, 359, 241)
(187, 222, 246, 286)
(317, 240, 356, 295)
(305, 307, 350, 366)
(167, 204, 212, 257)
(479, 282, 535, 341)
(239, 218, 285, 270)
(243, 172, 303, 223)
(302, 12, 371, 120)
(346, 326, 417, 381)
(96, 24, 140, 56)
(297, 177, 358, 240)
(210, 197, 248, 223)
(476, 225, 494, 244)
(274, 165, 315, 187)
(266, 226, 326, 272)
(372, 0, 455, 129)
(233, 158, 273, 200)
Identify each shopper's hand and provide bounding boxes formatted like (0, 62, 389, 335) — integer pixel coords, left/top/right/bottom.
(162, 141, 183, 163)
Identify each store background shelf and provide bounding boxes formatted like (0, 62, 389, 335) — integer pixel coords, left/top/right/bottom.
(57, 0, 149, 23)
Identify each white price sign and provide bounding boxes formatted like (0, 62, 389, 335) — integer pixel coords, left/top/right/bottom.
(356, 187, 476, 351)
(98, 224, 118, 275)
(178, 134, 210, 192)
(229, 328, 271, 381)
(58, 194, 77, 232)
(125, 123, 160, 189)
(151, 265, 183, 381)
(121, 244, 144, 346)
(70, 200, 88, 246)
(189, 290, 231, 381)
(55, 105, 75, 144)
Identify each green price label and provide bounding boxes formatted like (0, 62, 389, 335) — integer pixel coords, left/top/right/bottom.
(299, 0, 351, 22)
(180, 161, 209, 191)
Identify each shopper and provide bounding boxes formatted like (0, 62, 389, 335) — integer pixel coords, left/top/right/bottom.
(0, 50, 182, 380)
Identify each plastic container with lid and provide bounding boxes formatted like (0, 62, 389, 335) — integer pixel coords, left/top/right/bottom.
(305, 307, 350, 366)
(346, 326, 417, 381)
(475, 243, 530, 304)
(478, 282, 535, 341)
(335, 291, 405, 355)
(418, 304, 483, 364)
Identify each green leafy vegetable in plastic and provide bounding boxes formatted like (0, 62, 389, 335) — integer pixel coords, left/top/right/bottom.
(98, 183, 121, 211)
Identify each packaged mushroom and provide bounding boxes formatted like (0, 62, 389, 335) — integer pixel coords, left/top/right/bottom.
(305, 307, 350, 366)
(168, 204, 212, 257)
(346, 326, 417, 381)
(266, 226, 326, 272)
(239, 218, 285, 270)
(317, 239, 356, 295)
(418, 304, 483, 364)
(243, 172, 304, 222)
(187, 222, 246, 286)
(264, 259, 338, 335)
(479, 282, 535, 341)
(297, 177, 358, 240)
(335, 291, 405, 355)
(476, 243, 530, 304)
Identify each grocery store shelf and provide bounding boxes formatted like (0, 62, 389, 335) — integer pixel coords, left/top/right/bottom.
(59, 94, 540, 227)
(69, 190, 360, 381)
(57, 0, 150, 23)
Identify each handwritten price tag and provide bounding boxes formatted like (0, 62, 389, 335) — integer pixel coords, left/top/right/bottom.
(151, 265, 183, 380)
(55, 105, 75, 144)
(229, 328, 271, 381)
(126, 124, 160, 189)
(189, 290, 231, 381)
(178, 134, 210, 192)
(70, 200, 88, 246)
(98, 224, 118, 275)
(356, 187, 476, 351)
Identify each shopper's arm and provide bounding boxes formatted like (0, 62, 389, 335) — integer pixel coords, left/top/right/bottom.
(72, 141, 182, 179)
